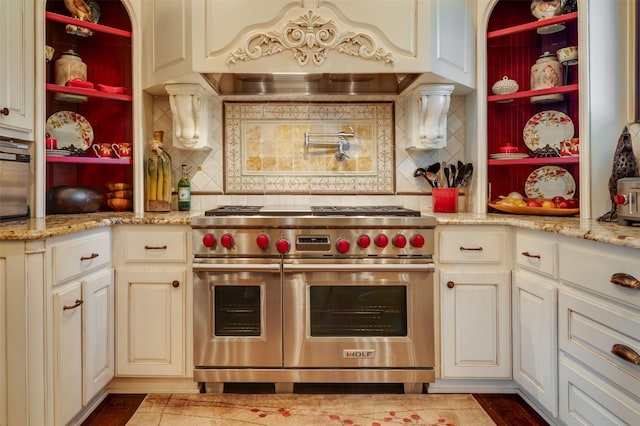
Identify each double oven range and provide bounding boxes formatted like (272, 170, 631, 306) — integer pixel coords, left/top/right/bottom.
(192, 205, 436, 393)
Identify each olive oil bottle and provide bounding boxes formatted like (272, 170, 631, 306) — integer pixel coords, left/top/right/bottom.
(144, 131, 172, 212)
(177, 164, 191, 211)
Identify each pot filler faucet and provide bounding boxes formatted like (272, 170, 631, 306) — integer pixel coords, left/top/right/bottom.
(304, 127, 355, 161)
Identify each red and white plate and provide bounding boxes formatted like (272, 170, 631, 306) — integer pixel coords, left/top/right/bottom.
(45, 111, 93, 151)
(523, 110, 574, 151)
(524, 166, 576, 199)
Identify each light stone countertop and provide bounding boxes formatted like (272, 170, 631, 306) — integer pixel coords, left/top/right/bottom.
(1, 211, 640, 250)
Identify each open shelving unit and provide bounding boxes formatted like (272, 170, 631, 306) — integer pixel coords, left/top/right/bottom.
(45, 0, 133, 210)
(486, 3, 579, 204)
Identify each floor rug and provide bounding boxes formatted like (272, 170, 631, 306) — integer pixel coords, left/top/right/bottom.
(126, 393, 496, 425)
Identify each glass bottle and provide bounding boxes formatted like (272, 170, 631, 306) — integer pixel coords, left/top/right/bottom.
(177, 164, 191, 211)
(144, 131, 172, 212)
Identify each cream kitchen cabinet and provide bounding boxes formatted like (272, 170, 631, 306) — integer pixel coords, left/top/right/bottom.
(113, 225, 192, 378)
(48, 228, 114, 426)
(141, 0, 200, 93)
(436, 226, 512, 380)
(53, 268, 114, 426)
(512, 230, 558, 418)
(0, 0, 35, 139)
(558, 237, 640, 425)
(190, 0, 475, 89)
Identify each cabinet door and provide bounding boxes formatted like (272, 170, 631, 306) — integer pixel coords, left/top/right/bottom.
(441, 270, 511, 378)
(115, 269, 186, 376)
(0, 0, 34, 138)
(513, 270, 557, 417)
(53, 282, 83, 426)
(82, 268, 115, 404)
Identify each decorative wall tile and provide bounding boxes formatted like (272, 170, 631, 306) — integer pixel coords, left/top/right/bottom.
(224, 102, 395, 194)
(152, 92, 466, 206)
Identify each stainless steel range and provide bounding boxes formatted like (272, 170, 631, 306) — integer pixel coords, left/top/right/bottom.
(191, 206, 436, 393)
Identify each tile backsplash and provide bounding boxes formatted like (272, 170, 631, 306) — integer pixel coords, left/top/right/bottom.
(152, 92, 466, 211)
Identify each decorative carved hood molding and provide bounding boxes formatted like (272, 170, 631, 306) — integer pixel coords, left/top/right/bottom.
(191, 1, 474, 96)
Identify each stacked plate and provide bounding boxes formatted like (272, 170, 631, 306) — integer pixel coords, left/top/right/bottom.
(46, 149, 72, 157)
(490, 153, 529, 160)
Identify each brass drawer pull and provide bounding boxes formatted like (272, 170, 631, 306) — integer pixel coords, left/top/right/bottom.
(63, 299, 84, 311)
(172, 280, 180, 288)
(0, 107, 9, 116)
(145, 245, 168, 250)
(459, 246, 483, 251)
(446, 281, 455, 289)
(611, 343, 640, 365)
(80, 253, 99, 261)
(610, 273, 640, 289)
(521, 251, 541, 259)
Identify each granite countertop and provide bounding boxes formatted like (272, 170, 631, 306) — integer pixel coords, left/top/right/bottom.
(1, 211, 640, 250)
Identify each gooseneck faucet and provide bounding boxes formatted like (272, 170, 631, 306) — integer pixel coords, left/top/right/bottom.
(304, 127, 355, 161)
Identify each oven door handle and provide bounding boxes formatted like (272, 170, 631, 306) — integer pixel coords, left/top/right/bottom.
(282, 263, 435, 273)
(192, 263, 281, 273)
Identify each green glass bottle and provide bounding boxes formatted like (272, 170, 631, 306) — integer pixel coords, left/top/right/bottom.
(177, 164, 191, 211)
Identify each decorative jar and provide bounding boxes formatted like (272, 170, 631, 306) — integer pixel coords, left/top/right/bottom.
(491, 76, 519, 95)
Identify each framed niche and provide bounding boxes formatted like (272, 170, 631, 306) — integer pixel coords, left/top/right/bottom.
(223, 102, 395, 194)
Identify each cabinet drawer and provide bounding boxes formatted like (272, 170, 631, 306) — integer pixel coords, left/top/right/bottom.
(559, 290, 640, 398)
(438, 228, 507, 264)
(51, 229, 111, 283)
(515, 230, 557, 278)
(559, 240, 640, 309)
(559, 354, 640, 426)
(123, 229, 188, 263)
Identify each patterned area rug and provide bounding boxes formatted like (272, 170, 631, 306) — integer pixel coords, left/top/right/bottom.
(127, 393, 496, 425)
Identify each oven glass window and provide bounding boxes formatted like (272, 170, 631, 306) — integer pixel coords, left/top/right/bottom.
(214, 286, 261, 336)
(309, 286, 407, 336)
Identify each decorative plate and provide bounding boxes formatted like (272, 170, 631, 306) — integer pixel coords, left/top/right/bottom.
(524, 166, 576, 199)
(523, 110, 574, 151)
(489, 203, 579, 216)
(46, 111, 93, 151)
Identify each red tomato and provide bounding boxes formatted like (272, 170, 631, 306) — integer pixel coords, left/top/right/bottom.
(526, 201, 542, 207)
(565, 198, 579, 208)
(557, 201, 570, 209)
(551, 196, 566, 206)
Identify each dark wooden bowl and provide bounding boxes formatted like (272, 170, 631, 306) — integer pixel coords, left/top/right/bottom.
(46, 185, 103, 214)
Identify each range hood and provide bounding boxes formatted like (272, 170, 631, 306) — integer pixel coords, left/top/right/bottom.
(203, 73, 423, 96)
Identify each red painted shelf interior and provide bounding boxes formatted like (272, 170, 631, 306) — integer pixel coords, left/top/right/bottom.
(45, 12, 132, 38)
(488, 156, 579, 166)
(486, 3, 580, 203)
(488, 84, 578, 103)
(487, 12, 578, 38)
(46, 84, 132, 102)
(45, 1, 134, 207)
(46, 156, 132, 165)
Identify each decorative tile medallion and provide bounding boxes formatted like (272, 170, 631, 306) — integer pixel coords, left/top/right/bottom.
(224, 102, 395, 194)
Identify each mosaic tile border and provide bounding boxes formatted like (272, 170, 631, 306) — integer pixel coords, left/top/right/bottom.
(224, 102, 395, 194)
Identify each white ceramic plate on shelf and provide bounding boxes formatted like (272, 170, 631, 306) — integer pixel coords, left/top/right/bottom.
(45, 111, 94, 151)
(524, 166, 576, 199)
(489, 153, 529, 160)
(46, 149, 72, 157)
(523, 110, 574, 151)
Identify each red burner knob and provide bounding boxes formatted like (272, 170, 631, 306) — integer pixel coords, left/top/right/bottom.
(202, 233, 216, 248)
(357, 234, 371, 248)
(256, 234, 270, 249)
(393, 234, 407, 248)
(276, 238, 291, 254)
(374, 234, 389, 248)
(411, 234, 425, 248)
(614, 194, 627, 205)
(336, 239, 350, 254)
(220, 233, 234, 249)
